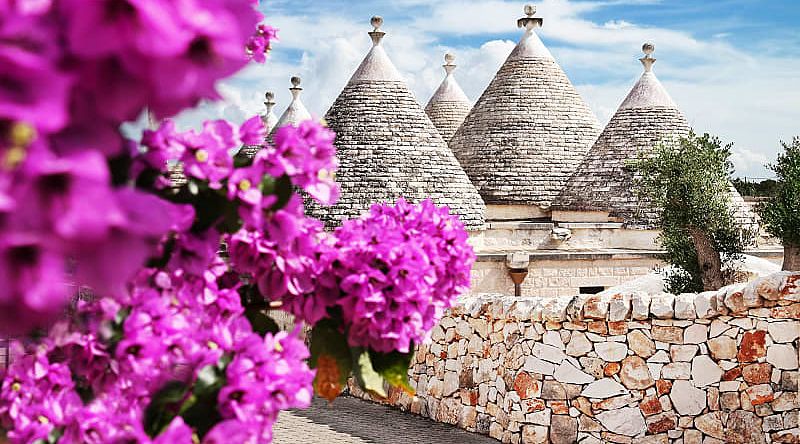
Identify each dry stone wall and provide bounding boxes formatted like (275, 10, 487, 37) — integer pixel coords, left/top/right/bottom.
(351, 272, 800, 443)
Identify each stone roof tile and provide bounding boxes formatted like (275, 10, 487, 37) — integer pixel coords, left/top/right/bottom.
(307, 17, 486, 230)
(425, 53, 472, 143)
(449, 5, 601, 208)
(554, 43, 758, 230)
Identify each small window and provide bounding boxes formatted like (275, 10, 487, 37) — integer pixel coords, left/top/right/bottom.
(579, 286, 605, 295)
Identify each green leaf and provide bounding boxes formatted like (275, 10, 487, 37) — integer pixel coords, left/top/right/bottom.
(309, 320, 352, 401)
(234, 152, 254, 168)
(144, 381, 189, 438)
(47, 427, 64, 443)
(272, 175, 293, 211)
(368, 347, 415, 394)
(191, 187, 229, 232)
(244, 307, 280, 337)
(106, 307, 132, 355)
(180, 394, 222, 439)
(178, 362, 228, 440)
(351, 348, 387, 399)
(193, 364, 225, 397)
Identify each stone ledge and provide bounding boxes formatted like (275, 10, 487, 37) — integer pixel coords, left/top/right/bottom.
(456, 272, 800, 322)
(556, 222, 625, 230)
(486, 222, 555, 230)
(476, 249, 666, 262)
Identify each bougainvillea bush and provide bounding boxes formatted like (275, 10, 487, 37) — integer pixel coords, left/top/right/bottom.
(0, 1, 474, 443)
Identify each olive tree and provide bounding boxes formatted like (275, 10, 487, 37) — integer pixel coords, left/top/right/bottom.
(631, 131, 745, 292)
(759, 137, 800, 270)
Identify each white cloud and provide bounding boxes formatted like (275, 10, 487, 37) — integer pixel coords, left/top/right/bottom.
(163, 0, 795, 178)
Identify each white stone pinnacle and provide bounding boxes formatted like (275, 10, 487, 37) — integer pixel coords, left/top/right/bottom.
(261, 90, 278, 133)
(369, 16, 385, 46)
(443, 53, 456, 75)
(371, 15, 383, 31)
(517, 4, 543, 30)
(273, 76, 311, 131)
(640, 42, 656, 73)
(349, 16, 403, 83)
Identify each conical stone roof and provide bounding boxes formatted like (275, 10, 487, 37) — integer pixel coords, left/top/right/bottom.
(554, 43, 689, 226)
(554, 43, 760, 231)
(307, 17, 485, 230)
(449, 5, 601, 210)
(271, 76, 311, 133)
(425, 53, 472, 143)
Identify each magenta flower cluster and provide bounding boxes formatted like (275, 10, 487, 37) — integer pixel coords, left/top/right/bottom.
(0, 1, 475, 442)
(0, 0, 271, 335)
(235, 198, 476, 354)
(1, 263, 313, 443)
(328, 199, 474, 353)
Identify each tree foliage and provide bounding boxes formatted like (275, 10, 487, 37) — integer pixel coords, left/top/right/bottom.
(759, 137, 800, 270)
(631, 131, 745, 293)
(732, 177, 778, 197)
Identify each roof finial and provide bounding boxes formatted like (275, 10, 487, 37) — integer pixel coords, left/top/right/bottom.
(443, 53, 456, 75)
(639, 42, 656, 72)
(518, 4, 543, 30)
(264, 91, 276, 112)
(369, 16, 386, 46)
(289, 76, 302, 100)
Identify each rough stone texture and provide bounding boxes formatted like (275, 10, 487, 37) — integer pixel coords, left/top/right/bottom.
(549, 415, 577, 444)
(448, 24, 601, 208)
(352, 272, 800, 443)
(553, 103, 687, 226)
(726, 411, 767, 444)
(620, 356, 654, 389)
(425, 58, 472, 143)
(308, 32, 485, 230)
(596, 407, 646, 437)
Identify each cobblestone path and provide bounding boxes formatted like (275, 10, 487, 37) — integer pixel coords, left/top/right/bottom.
(272, 396, 499, 444)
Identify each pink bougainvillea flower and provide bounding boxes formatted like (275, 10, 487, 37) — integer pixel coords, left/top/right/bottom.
(258, 120, 339, 205)
(0, 45, 72, 133)
(0, 235, 68, 336)
(62, 0, 190, 58)
(246, 24, 278, 63)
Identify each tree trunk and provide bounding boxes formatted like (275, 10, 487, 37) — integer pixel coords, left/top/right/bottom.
(783, 242, 800, 271)
(689, 228, 725, 291)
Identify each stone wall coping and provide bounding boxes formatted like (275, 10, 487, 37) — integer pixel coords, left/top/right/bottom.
(485, 221, 554, 230)
(454, 272, 800, 322)
(556, 222, 625, 229)
(474, 248, 785, 262)
(475, 249, 666, 262)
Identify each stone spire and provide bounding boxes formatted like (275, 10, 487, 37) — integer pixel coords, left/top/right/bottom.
(617, 42, 677, 110)
(425, 53, 472, 143)
(272, 76, 312, 133)
(448, 5, 601, 217)
(238, 90, 280, 159)
(261, 91, 278, 133)
(306, 17, 486, 230)
(554, 43, 757, 229)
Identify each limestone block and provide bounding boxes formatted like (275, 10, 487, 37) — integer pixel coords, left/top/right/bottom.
(594, 342, 627, 362)
(581, 378, 627, 399)
(650, 294, 675, 319)
(690, 355, 723, 387)
(627, 330, 655, 358)
(595, 407, 646, 437)
(670, 380, 706, 415)
(766, 344, 798, 370)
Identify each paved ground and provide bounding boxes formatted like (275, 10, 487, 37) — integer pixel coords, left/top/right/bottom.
(272, 396, 499, 444)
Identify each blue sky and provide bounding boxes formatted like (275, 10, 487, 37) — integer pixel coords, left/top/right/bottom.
(169, 0, 800, 177)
